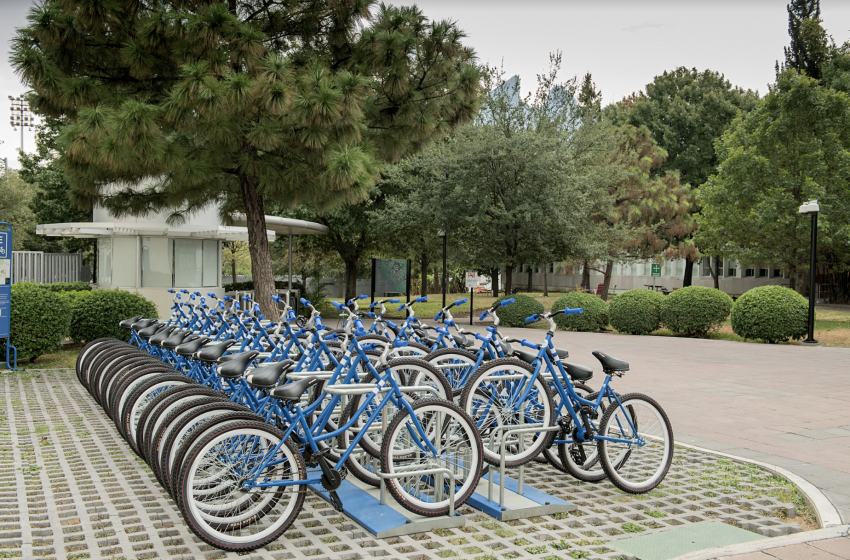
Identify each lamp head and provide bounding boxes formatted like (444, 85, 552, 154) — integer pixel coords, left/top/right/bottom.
(437, 229, 446, 237)
(798, 200, 820, 215)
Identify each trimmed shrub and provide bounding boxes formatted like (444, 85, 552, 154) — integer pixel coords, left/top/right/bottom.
(731, 285, 809, 343)
(552, 292, 609, 332)
(494, 294, 545, 328)
(0, 283, 71, 361)
(609, 289, 666, 335)
(42, 282, 93, 293)
(660, 286, 732, 337)
(70, 289, 158, 343)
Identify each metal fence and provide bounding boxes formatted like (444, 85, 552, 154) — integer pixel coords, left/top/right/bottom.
(11, 251, 83, 284)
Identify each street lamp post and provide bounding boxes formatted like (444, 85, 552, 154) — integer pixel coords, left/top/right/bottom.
(9, 95, 35, 153)
(798, 200, 820, 346)
(437, 230, 447, 308)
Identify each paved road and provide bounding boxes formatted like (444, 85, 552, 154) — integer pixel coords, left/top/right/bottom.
(484, 325, 850, 523)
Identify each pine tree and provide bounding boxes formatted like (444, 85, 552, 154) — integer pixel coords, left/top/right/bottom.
(783, 0, 829, 80)
(577, 73, 602, 120)
(11, 1, 480, 316)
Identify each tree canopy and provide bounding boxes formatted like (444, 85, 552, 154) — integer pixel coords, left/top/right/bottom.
(696, 70, 850, 289)
(12, 0, 481, 314)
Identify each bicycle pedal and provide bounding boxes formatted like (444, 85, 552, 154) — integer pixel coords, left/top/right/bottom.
(569, 444, 587, 466)
(328, 490, 344, 512)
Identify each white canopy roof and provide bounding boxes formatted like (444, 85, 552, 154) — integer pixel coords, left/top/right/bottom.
(229, 214, 328, 236)
(36, 221, 275, 242)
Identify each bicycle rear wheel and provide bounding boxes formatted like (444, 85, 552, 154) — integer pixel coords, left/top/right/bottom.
(597, 393, 673, 494)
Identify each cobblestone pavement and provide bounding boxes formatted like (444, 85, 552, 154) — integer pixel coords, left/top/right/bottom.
(0, 370, 818, 560)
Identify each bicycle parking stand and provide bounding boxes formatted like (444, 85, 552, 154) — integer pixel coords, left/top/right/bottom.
(307, 383, 466, 538)
(466, 424, 574, 521)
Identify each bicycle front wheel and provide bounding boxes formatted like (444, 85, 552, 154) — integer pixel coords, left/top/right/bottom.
(381, 398, 483, 517)
(597, 393, 673, 494)
(177, 420, 306, 552)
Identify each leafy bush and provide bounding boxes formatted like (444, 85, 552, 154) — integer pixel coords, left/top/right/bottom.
(731, 285, 809, 343)
(0, 283, 71, 361)
(69, 289, 158, 343)
(552, 292, 609, 332)
(494, 294, 544, 328)
(609, 289, 666, 335)
(42, 281, 92, 293)
(660, 286, 732, 337)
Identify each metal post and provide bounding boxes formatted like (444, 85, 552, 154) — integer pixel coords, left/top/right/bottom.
(288, 233, 293, 310)
(442, 233, 447, 309)
(805, 213, 818, 344)
(370, 258, 376, 304)
(470, 287, 474, 326)
(405, 259, 412, 318)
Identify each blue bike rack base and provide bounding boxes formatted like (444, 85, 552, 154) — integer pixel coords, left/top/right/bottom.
(466, 471, 574, 521)
(308, 472, 466, 538)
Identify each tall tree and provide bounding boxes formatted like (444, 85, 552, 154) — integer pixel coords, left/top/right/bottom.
(587, 123, 695, 299)
(0, 170, 37, 250)
(12, 1, 480, 316)
(612, 68, 759, 285)
(783, 0, 829, 80)
(697, 70, 850, 291)
(18, 118, 94, 258)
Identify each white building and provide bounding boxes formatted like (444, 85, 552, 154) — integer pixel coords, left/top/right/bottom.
(38, 203, 326, 317)
(513, 258, 791, 295)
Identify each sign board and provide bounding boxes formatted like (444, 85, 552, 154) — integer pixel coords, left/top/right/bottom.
(465, 271, 479, 289)
(0, 228, 10, 338)
(651, 263, 662, 278)
(374, 259, 407, 295)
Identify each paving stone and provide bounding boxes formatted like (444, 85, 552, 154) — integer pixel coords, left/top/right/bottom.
(0, 369, 820, 560)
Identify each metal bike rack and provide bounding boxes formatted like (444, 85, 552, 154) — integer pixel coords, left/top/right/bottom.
(466, 424, 575, 521)
(308, 384, 467, 538)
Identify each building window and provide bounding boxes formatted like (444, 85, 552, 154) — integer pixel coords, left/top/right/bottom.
(744, 265, 755, 277)
(549, 263, 554, 273)
(175, 239, 204, 287)
(112, 237, 137, 287)
(701, 259, 712, 276)
(98, 238, 113, 286)
(676, 260, 684, 276)
(758, 268, 767, 278)
(142, 237, 174, 287)
(772, 268, 782, 278)
(203, 240, 218, 287)
(728, 262, 737, 277)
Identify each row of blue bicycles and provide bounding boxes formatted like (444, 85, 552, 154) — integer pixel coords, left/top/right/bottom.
(75, 289, 673, 552)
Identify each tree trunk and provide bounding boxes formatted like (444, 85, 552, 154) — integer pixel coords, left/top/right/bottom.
(581, 260, 590, 290)
(601, 261, 614, 300)
(239, 174, 276, 318)
(491, 267, 499, 297)
(789, 264, 797, 292)
(683, 256, 695, 287)
(543, 264, 549, 297)
(527, 266, 532, 292)
(505, 265, 514, 295)
(420, 253, 429, 297)
(709, 257, 720, 290)
(337, 272, 344, 298)
(344, 258, 358, 302)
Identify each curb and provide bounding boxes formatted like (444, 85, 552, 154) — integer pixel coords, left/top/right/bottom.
(670, 525, 850, 560)
(663, 442, 845, 560)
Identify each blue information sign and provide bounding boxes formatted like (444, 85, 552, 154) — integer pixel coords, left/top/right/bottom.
(0, 227, 10, 339)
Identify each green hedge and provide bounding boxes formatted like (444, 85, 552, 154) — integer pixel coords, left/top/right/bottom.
(660, 286, 732, 337)
(731, 286, 809, 343)
(494, 294, 544, 328)
(0, 283, 71, 361)
(41, 282, 92, 293)
(609, 289, 665, 335)
(552, 292, 609, 332)
(70, 290, 158, 343)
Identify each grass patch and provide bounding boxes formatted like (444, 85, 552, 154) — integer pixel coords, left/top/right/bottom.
(621, 522, 645, 533)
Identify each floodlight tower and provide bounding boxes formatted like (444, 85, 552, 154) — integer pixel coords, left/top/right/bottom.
(9, 95, 36, 153)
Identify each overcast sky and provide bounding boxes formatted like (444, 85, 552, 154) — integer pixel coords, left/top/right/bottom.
(1, 0, 849, 169)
